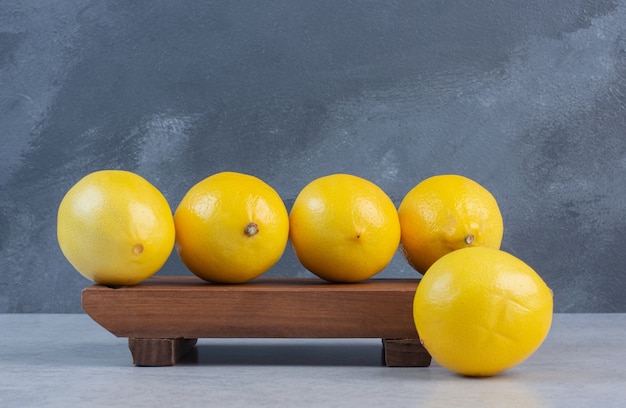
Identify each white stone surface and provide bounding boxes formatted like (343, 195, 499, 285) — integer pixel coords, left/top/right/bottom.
(1, 313, 625, 407)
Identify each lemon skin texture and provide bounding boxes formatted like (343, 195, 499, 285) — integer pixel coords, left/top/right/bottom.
(57, 170, 175, 286)
(413, 246, 553, 377)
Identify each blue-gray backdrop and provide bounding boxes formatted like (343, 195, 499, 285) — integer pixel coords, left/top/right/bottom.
(1, 0, 625, 312)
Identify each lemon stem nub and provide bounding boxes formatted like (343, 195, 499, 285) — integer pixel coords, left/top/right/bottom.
(133, 243, 144, 255)
(244, 222, 259, 237)
(464, 234, 474, 245)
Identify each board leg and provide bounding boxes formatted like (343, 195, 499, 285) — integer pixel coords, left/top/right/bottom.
(128, 338, 198, 366)
(382, 338, 431, 367)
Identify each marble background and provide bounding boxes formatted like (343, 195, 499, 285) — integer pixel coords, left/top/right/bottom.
(1, 0, 625, 312)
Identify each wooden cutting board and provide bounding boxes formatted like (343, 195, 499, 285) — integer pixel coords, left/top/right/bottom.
(82, 276, 431, 367)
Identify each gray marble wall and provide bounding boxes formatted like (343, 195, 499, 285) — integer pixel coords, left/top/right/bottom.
(2, 0, 625, 312)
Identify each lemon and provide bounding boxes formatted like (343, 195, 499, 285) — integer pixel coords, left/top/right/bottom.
(174, 172, 289, 283)
(289, 174, 401, 282)
(398, 174, 503, 274)
(57, 170, 175, 286)
(413, 247, 553, 377)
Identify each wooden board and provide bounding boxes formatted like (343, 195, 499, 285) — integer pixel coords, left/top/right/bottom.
(82, 276, 431, 367)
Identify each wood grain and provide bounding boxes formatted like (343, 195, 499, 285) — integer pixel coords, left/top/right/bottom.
(382, 338, 431, 367)
(82, 276, 420, 339)
(128, 338, 198, 366)
(82, 276, 430, 366)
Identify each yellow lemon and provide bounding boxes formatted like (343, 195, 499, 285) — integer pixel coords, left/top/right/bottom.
(289, 174, 400, 282)
(398, 174, 503, 274)
(57, 170, 175, 286)
(413, 247, 553, 377)
(174, 172, 289, 283)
